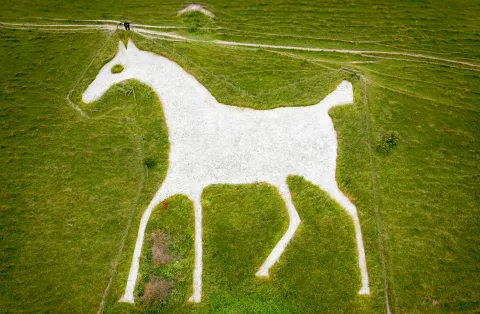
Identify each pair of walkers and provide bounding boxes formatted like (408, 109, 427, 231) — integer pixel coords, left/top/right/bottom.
(121, 22, 130, 30)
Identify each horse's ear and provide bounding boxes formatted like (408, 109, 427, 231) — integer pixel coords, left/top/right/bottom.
(127, 39, 139, 53)
(118, 41, 127, 54)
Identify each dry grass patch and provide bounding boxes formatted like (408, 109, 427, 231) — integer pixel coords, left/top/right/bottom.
(151, 231, 173, 266)
(140, 276, 174, 302)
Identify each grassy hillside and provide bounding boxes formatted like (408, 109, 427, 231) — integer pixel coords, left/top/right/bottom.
(1, 1, 479, 313)
(2, 0, 479, 59)
(0, 30, 172, 312)
(0, 30, 141, 312)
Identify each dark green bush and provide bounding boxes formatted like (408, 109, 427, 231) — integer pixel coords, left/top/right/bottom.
(376, 131, 400, 153)
(182, 11, 209, 33)
(144, 157, 157, 169)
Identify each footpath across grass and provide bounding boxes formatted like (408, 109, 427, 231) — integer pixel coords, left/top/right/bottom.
(2, 0, 479, 59)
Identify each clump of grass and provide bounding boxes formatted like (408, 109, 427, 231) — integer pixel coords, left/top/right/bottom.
(144, 157, 157, 169)
(376, 131, 400, 153)
(182, 11, 210, 33)
(111, 64, 124, 74)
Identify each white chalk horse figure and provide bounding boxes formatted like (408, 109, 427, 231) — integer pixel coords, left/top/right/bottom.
(83, 40, 370, 303)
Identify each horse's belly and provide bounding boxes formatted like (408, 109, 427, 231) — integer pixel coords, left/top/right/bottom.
(169, 109, 337, 185)
(183, 135, 334, 183)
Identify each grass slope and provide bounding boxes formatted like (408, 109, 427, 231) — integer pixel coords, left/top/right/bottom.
(1, 0, 479, 59)
(1, 10, 479, 313)
(367, 85, 479, 313)
(0, 30, 142, 313)
(0, 30, 171, 313)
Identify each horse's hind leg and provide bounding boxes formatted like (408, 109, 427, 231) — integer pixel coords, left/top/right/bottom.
(119, 186, 172, 303)
(256, 180, 301, 277)
(321, 182, 370, 295)
(188, 195, 203, 303)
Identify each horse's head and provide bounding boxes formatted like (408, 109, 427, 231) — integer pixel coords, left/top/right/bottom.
(82, 40, 141, 103)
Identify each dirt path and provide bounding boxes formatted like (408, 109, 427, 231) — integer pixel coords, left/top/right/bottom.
(133, 27, 187, 40)
(211, 40, 480, 69)
(2, 20, 478, 69)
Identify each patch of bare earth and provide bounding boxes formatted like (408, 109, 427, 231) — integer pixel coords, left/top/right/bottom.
(141, 276, 174, 302)
(177, 4, 216, 18)
(152, 231, 174, 265)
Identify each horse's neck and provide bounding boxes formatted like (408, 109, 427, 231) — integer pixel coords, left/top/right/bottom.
(138, 55, 217, 120)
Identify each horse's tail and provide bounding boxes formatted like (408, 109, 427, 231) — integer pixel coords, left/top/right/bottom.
(314, 80, 354, 112)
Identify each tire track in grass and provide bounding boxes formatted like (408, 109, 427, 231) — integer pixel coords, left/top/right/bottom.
(209, 40, 480, 69)
(0, 26, 108, 32)
(365, 79, 479, 113)
(259, 50, 480, 113)
(358, 54, 480, 72)
(361, 76, 392, 314)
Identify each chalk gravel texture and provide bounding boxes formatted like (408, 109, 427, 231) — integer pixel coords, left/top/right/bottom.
(82, 40, 370, 304)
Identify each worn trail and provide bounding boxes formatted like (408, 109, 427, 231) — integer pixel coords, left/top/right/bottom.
(1, 20, 478, 69)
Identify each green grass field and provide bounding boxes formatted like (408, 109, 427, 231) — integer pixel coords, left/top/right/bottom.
(1, 1, 479, 313)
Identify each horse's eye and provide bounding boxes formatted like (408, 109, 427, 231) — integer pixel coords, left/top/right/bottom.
(111, 64, 124, 74)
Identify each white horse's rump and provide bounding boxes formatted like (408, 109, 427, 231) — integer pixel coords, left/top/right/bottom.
(83, 40, 370, 304)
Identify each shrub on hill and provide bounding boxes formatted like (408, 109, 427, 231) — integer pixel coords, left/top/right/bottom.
(144, 157, 157, 169)
(376, 131, 400, 153)
(182, 11, 210, 33)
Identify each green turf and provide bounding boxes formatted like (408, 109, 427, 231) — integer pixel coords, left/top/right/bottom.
(1, 3, 479, 312)
(0, 30, 142, 313)
(0, 30, 171, 313)
(366, 84, 479, 313)
(129, 195, 194, 313)
(1, 0, 479, 59)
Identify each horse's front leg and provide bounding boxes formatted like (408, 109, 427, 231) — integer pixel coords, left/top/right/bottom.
(119, 186, 172, 303)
